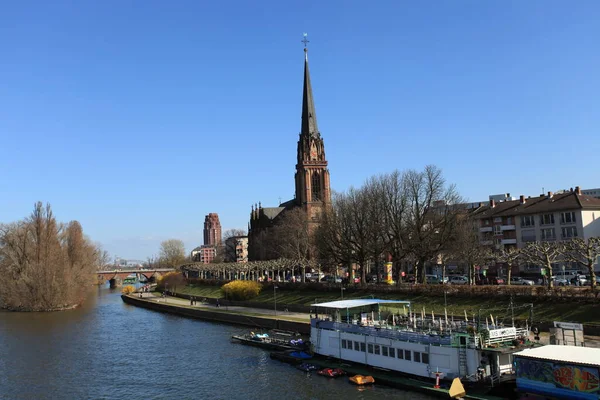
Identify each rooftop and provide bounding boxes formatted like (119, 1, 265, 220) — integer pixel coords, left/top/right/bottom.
(311, 299, 411, 310)
(514, 345, 600, 367)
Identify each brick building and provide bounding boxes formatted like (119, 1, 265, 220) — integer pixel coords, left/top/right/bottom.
(203, 213, 222, 246)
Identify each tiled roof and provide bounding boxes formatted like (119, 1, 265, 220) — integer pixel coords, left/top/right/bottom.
(472, 192, 600, 218)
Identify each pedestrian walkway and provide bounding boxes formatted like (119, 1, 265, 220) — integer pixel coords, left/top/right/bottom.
(138, 292, 311, 322)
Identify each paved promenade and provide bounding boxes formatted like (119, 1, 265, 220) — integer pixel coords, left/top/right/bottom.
(137, 291, 311, 322)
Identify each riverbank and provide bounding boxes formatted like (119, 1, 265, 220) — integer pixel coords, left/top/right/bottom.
(121, 293, 310, 334)
(166, 283, 600, 326)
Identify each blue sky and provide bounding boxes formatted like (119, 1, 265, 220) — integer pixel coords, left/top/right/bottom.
(1, 1, 599, 260)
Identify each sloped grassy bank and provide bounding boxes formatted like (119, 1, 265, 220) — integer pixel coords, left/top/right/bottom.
(169, 280, 600, 325)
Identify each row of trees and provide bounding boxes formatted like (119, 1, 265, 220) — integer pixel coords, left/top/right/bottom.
(0, 202, 106, 311)
(249, 165, 600, 290)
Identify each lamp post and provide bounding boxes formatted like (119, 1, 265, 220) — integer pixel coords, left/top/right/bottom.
(341, 287, 346, 300)
(274, 285, 278, 316)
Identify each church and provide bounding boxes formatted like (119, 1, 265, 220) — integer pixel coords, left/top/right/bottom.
(248, 42, 331, 261)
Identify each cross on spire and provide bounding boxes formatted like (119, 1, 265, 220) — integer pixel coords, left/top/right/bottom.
(301, 33, 309, 48)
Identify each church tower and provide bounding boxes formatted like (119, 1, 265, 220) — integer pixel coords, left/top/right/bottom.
(294, 40, 331, 222)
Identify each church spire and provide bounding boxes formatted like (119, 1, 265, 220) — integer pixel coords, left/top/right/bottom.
(301, 33, 319, 138)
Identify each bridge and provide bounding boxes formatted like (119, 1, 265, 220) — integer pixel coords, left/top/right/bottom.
(97, 269, 175, 288)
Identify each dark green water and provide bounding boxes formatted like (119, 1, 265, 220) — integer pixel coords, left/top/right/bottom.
(0, 286, 436, 399)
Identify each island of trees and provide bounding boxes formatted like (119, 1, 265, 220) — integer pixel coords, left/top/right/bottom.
(0, 202, 102, 311)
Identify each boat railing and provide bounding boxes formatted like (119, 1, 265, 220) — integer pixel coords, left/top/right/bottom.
(313, 320, 453, 346)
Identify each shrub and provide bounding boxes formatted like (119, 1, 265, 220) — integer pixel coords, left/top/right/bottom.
(156, 271, 186, 291)
(121, 285, 135, 294)
(222, 281, 262, 301)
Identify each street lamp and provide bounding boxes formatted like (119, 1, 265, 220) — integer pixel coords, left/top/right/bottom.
(341, 287, 346, 300)
(274, 285, 279, 316)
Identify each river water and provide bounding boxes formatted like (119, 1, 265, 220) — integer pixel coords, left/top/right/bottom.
(0, 286, 436, 400)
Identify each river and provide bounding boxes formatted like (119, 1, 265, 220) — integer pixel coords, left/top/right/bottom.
(0, 286, 436, 400)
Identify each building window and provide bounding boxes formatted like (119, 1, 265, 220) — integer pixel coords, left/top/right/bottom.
(561, 226, 578, 239)
(521, 229, 536, 243)
(493, 225, 502, 235)
(561, 212, 576, 224)
(484, 219, 490, 226)
(404, 350, 411, 361)
(414, 352, 421, 363)
(311, 172, 321, 201)
(521, 215, 535, 228)
(374, 345, 380, 355)
(540, 214, 555, 225)
(368, 344, 373, 354)
(397, 348, 404, 359)
(541, 228, 555, 241)
(494, 217, 502, 223)
(422, 353, 429, 364)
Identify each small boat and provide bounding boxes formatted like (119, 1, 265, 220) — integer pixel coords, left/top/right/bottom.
(317, 368, 346, 378)
(349, 375, 375, 385)
(296, 363, 319, 372)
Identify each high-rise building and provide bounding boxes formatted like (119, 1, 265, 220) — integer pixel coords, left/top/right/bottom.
(203, 213, 222, 246)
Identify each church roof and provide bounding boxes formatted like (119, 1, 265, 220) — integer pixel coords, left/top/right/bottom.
(301, 48, 319, 139)
(261, 207, 286, 220)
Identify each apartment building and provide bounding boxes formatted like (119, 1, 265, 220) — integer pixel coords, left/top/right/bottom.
(471, 187, 600, 272)
(582, 188, 600, 199)
(191, 245, 217, 264)
(225, 236, 248, 263)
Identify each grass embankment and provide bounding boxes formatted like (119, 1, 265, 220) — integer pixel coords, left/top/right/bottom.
(173, 285, 600, 324)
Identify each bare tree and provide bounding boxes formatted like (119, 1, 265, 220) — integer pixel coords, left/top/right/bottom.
(450, 216, 490, 285)
(404, 165, 463, 283)
(269, 208, 314, 281)
(377, 170, 410, 283)
(0, 202, 96, 311)
(94, 243, 111, 270)
(493, 247, 521, 285)
(159, 239, 186, 268)
(521, 241, 563, 288)
(563, 237, 600, 290)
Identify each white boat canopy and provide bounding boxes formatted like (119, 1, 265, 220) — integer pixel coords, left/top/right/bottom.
(311, 299, 411, 310)
(514, 345, 600, 367)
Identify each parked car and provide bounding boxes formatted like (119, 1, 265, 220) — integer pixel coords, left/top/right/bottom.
(551, 276, 570, 286)
(510, 277, 535, 286)
(425, 274, 443, 284)
(489, 277, 505, 285)
(570, 275, 588, 286)
(449, 276, 469, 285)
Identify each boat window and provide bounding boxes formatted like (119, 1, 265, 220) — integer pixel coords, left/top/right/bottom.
(368, 344, 373, 353)
(397, 348, 404, 359)
(422, 353, 429, 364)
(389, 348, 395, 358)
(354, 341, 360, 351)
(459, 336, 467, 346)
(360, 343, 366, 352)
(404, 350, 411, 361)
(414, 352, 421, 363)
(382, 346, 388, 357)
(342, 339, 347, 349)
(374, 345, 381, 355)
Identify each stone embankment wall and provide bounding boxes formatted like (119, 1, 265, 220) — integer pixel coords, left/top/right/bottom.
(121, 295, 310, 334)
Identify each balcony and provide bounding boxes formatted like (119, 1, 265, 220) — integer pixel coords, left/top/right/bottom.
(501, 239, 517, 245)
(480, 240, 493, 246)
(480, 227, 493, 233)
(501, 225, 516, 231)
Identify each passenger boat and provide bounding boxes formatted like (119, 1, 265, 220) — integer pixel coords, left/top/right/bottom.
(310, 299, 536, 388)
(513, 345, 600, 399)
(349, 375, 375, 385)
(231, 330, 308, 352)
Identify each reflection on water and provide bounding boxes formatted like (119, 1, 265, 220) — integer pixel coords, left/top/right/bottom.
(0, 285, 437, 400)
